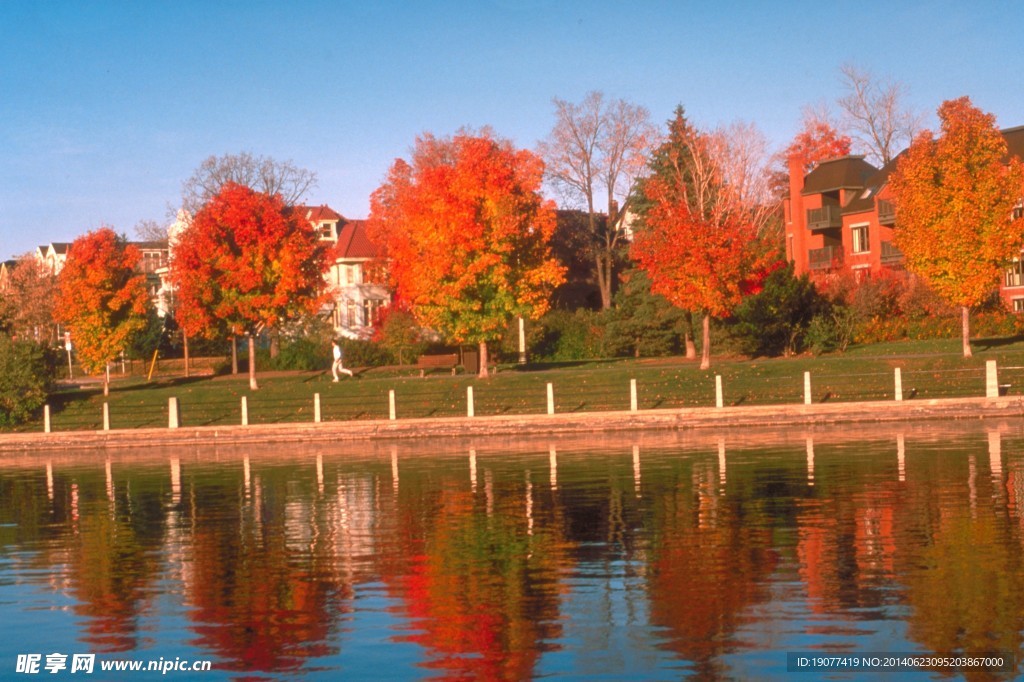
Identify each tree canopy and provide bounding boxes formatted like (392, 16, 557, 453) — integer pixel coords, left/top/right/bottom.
(170, 183, 329, 388)
(367, 131, 564, 377)
(55, 228, 150, 390)
(630, 109, 774, 368)
(889, 96, 1024, 357)
(539, 91, 658, 309)
(180, 152, 317, 215)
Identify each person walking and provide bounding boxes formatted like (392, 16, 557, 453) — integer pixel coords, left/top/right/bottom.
(332, 340, 353, 381)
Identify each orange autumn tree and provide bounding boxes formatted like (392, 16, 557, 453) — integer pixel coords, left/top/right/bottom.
(631, 114, 774, 369)
(55, 228, 150, 395)
(367, 131, 564, 378)
(170, 183, 328, 390)
(889, 97, 1024, 358)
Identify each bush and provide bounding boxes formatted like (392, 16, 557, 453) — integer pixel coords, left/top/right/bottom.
(0, 336, 55, 426)
(735, 264, 829, 356)
(603, 270, 686, 358)
(531, 309, 607, 361)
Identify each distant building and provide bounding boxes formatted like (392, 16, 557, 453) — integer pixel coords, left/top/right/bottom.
(784, 126, 1024, 307)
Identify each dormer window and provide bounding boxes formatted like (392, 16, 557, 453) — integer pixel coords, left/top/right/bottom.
(317, 222, 336, 240)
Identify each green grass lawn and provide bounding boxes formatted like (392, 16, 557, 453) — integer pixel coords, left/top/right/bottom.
(17, 336, 1024, 433)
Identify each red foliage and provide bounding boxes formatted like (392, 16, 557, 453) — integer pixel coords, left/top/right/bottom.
(367, 131, 564, 372)
(170, 183, 329, 338)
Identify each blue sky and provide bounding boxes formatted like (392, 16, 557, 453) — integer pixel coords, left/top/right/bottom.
(2, 0, 1022, 258)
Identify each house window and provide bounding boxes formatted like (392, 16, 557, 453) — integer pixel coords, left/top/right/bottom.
(851, 224, 869, 254)
(1006, 259, 1024, 288)
(317, 222, 334, 240)
(345, 300, 357, 327)
(1015, 299, 1024, 313)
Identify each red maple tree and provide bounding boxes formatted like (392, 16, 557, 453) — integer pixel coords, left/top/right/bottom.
(367, 131, 564, 377)
(631, 119, 773, 369)
(55, 228, 150, 394)
(170, 183, 328, 389)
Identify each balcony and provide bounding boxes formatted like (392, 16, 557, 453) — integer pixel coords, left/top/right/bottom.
(806, 205, 842, 231)
(808, 245, 843, 271)
(880, 241, 904, 266)
(877, 199, 896, 225)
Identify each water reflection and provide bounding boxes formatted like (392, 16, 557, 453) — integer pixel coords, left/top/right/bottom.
(1, 423, 1024, 680)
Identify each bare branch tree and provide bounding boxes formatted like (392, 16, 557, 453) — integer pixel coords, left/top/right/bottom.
(539, 91, 659, 309)
(132, 218, 168, 242)
(181, 152, 318, 214)
(837, 64, 923, 166)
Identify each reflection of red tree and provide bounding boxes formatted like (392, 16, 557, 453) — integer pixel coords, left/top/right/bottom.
(67, 504, 162, 652)
(185, 483, 351, 673)
(646, 476, 777, 677)
(382, 487, 566, 681)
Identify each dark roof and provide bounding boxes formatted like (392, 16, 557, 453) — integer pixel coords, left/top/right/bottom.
(333, 220, 379, 260)
(130, 240, 169, 250)
(51, 242, 71, 254)
(801, 156, 878, 196)
(1003, 126, 1024, 161)
(842, 152, 903, 215)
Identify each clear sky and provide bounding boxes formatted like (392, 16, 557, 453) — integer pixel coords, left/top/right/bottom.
(2, 0, 1022, 259)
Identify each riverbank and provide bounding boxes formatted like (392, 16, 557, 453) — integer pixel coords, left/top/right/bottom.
(3, 394, 1023, 453)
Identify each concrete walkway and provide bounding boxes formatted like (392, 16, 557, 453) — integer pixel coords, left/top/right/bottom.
(2, 394, 1023, 453)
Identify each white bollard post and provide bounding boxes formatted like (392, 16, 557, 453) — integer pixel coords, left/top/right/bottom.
(389, 390, 396, 420)
(44, 404, 50, 433)
(241, 396, 248, 426)
(630, 379, 638, 412)
(314, 392, 321, 423)
(804, 371, 812, 405)
(894, 367, 903, 402)
(986, 360, 999, 399)
(715, 375, 724, 409)
(547, 383, 554, 415)
(467, 386, 475, 417)
(103, 402, 110, 431)
(168, 397, 179, 429)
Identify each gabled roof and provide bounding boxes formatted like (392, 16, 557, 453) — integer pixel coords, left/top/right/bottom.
(50, 242, 72, 254)
(801, 155, 878, 196)
(842, 152, 903, 215)
(333, 220, 379, 260)
(294, 204, 344, 223)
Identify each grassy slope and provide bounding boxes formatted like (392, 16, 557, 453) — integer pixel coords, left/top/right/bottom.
(20, 336, 1024, 433)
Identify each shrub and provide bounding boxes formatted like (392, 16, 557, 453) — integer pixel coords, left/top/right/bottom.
(0, 336, 55, 426)
(603, 270, 686, 358)
(734, 264, 829, 356)
(532, 309, 607, 361)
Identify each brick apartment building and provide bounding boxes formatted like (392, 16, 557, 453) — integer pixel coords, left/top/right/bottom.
(784, 126, 1024, 307)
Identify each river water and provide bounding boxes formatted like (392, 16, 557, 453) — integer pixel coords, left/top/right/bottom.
(1, 422, 1022, 680)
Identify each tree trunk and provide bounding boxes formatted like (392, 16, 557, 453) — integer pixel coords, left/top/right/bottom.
(700, 313, 711, 370)
(961, 306, 972, 358)
(596, 255, 612, 310)
(231, 336, 238, 375)
(478, 341, 489, 379)
(684, 312, 697, 359)
(269, 329, 279, 359)
(104, 364, 109, 397)
(248, 335, 259, 390)
(183, 331, 190, 378)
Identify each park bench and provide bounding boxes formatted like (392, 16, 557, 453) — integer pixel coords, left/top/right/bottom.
(416, 353, 459, 376)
